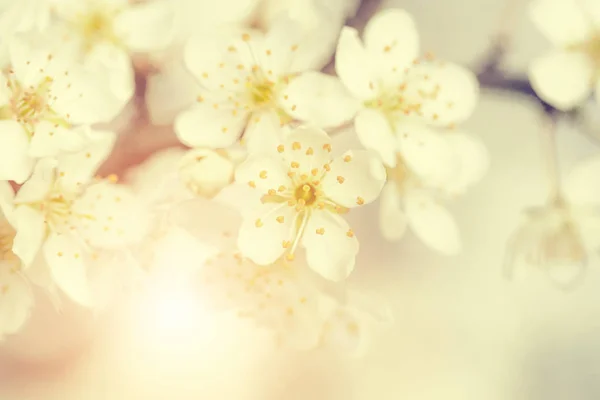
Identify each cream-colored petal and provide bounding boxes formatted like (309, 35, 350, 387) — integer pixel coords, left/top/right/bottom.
(28, 122, 88, 159)
(363, 8, 419, 84)
(281, 126, 333, 175)
(179, 148, 235, 198)
(402, 62, 479, 126)
(0, 266, 34, 339)
(405, 191, 461, 255)
(529, 0, 595, 47)
(335, 27, 378, 101)
(321, 150, 386, 208)
(11, 205, 46, 267)
(281, 71, 360, 128)
(354, 108, 397, 167)
(0, 120, 34, 184)
(243, 110, 284, 156)
(378, 182, 408, 241)
(302, 209, 358, 281)
(237, 202, 295, 265)
(235, 154, 290, 194)
(113, 0, 175, 52)
(174, 104, 248, 148)
(13, 158, 56, 204)
(529, 51, 594, 111)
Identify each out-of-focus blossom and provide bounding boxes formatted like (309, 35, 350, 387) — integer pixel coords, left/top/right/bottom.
(505, 155, 600, 289)
(235, 126, 385, 281)
(379, 127, 488, 254)
(0, 182, 34, 340)
(0, 132, 149, 306)
(0, 0, 50, 67)
(335, 8, 479, 167)
(41, 0, 175, 115)
(529, 0, 600, 110)
(171, 198, 392, 354)
(0, 37, 119, 183)
(175, 21, 357, 154)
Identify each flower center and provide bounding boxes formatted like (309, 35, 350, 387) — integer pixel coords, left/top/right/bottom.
(541, 221, 587, 267)
(364, 89, 423, 126)
(75, 9, 119, 52)
(294, 183, 317, 206)
(248, 80, 275, 106)
(569, 33, 600, 72)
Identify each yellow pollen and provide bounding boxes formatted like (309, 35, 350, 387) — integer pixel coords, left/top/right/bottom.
(294, 183, 317, 206)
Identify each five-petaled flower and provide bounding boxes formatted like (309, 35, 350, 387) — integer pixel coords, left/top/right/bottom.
(235, 126, 386, 281)
(529, 0, 600, 110)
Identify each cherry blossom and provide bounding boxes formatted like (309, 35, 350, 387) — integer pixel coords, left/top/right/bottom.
(0, 132, 148, 306)
(378, 126, 489, 254)
(505, 155, 600, 289)
(529, 0, 600, 110)
(335, 8, 479, 167)
(0, 37, 119, 183)
(235, 126, 386, 281)
(175, 22, 358, 154)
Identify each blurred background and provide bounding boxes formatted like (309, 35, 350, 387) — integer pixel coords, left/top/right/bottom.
(2, 0, 600, 399)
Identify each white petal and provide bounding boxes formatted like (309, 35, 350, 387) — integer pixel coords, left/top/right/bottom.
(11, 206, 46, 267)
(243, 110, 284, 155)
(179, 148, 235, 198)
(8, 35, 52, 87)
(442, 132, 490, 194)
(281, 71, 360, 128)
(354, 108, 397, 167)
(282, 126, 333, 175)
(378, 182, 407, 241)
(56, 129, 116, 191)
(0, 120, 33, 183)
(565, 155, 600, 205)
(402, 62, 479, 126)
(302, 210, 358, 281)
(405, 191, 461, 255)
(235, 154, 290, 193)
(237, 202, 295, 265)
(0, 182, 15, 225)
(14, 158, 56, 204)
(529, 0, 595, 47)
(0, 266, 33, 339)
(322, 150, 386, 208)
(335, 27, 378, 100)
(113, 1, 174, 52)
(28, 122, 88, 159)
(71, 182, 148, 249)
(363, 9, 419, 84)
(529, 51, 594, 111)
(43, 233, 92, 306)
(175, 104, 247, 148)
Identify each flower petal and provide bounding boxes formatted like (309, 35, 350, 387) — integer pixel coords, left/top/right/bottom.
(243, 110, 284, 155)
(378, 182, 408, 241)
(0, 120, 33, 183)
(235, 154, 290, 194)
(402, 62, 479, 126)
(11, 205, 46, 267)
(529, 0, 595, 47)
(405, 191, 461, 255)
(113, 1, 174, 52)
(0, 267, 33, 339)
(14, 158, 55, 204)
(363, 9, 419, 84)
(281, 71, 360, 128)
(354, 108, 397, 167)
(335, 27, 377, 100)
(43, 232, 92, 306)
(302, 209, 358, 281)
(179, 148, 235, 198)
(529, 51, 594, 111)
(28, 122, 89, 159)
(282, 126, 333, 175)
(565, 155, 600, 205)
(322, 150, 386, 208)
(237, 202, 295, 265)
(174, 104, 247, 148)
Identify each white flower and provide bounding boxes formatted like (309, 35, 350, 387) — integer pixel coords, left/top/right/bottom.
(175, 23, 358, 154)
(235, 126, 386, 281)
(43, 0, 175, 114)
(505, 155, 600, 289)
(378, 125, 489, 255)
(0, 181, 34, 340)
(0, 132, 149, 306)
(0, 37, 118, 183)
(335, 8, 479, 167)
(529, 0, 600, 110)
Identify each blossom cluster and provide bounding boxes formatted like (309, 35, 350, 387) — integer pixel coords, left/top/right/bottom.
(0, 0, 488, 354)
